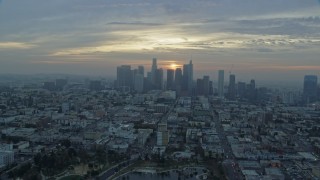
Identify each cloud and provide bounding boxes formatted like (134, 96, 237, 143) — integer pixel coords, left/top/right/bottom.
(225, 17, 320, 36)
(49, 28, 320, 56)
(0, 42, 35, 49)
(107, 21, 162, 26)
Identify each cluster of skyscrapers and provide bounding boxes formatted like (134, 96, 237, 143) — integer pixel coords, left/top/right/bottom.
(115, 58, 256, 99)
(116, 58, 194, 96)
(116, 59, 320, 104)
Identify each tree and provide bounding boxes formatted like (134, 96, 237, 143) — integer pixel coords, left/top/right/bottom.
(60, 139, 71, 148)
(95, 147, 107, 168)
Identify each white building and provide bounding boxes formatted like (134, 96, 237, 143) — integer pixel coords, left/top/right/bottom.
(157, 131, 169, 146)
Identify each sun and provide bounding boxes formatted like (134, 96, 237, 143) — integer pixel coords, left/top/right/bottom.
(170, 63, 178, 69)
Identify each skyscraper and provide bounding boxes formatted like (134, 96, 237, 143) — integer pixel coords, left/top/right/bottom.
(182, 64, 189, 92)
(182, 60, 193, 95)
(188, 60, 193, 95)
(248, 79, 257, 103)
(250, 79, 256, 90)
(303, 75, 318, 103)
(196, 76, 210, 96)
(166, 69, 175, 90)
(134, 74, 144, 93)
(218, 70, 224, 98)
(196, 78, 204, 96)
(151, 58, 157, 84)
(155, 68, 164, 90)
(228, 74, 236, 100)
(238, 82, 246, 99)
(203, 76, 210, 96)
(138, 66, 144, 77)
(209, 81, 213, 95)
(175, 68, 183, 94)
(117, 65, 133, 91)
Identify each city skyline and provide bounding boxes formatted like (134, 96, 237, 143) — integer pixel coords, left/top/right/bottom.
(0, 0, 320, 83)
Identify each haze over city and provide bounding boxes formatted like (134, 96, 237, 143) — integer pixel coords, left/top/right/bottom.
(0, 0, 320, 84)
(2, 1, 320, 180)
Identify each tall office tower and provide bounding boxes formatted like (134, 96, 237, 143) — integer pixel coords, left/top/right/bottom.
(182, 60, 194, 95)
(117, 65, 133, 91)
(152, 58, 157, 73)
(134, 74, 144, 93)
(138, 66, 144, 76)
(166, 69, 175, 90)
(228, 74, 236, 100)
(132, 68, 138, 80)
(209, 81, 213, 95)
(218, 70, 225, 98)
(151, 58, 158, 84)
(147, 72, 152, 82)
(303, 75, 318, 103)
(182, 64, 189, 92)
(196, 76, 209, 96)
(188, 60, 194, 95)
(238, 82, 246, 99)
(248, 79, 257, 103)
(175, 68, 183, 94)
(155, 68, 164, 90)
(196, 78, 204, 95)
(250, 79, 256, 90)
(203, 76, 210, 96)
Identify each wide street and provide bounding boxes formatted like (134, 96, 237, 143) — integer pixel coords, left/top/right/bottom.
(211, 104, 242, 180)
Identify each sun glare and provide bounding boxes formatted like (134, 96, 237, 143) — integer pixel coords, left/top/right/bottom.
(170, 63, 178, 69)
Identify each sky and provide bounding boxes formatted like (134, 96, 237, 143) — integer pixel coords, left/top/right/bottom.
(0, 0, 320, 84)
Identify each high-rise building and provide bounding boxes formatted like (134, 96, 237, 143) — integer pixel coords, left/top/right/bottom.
(182, 60, 193, 95)
(203, 76, 209, 96)
(303, 75, 318, 103)
(188, 60, 193, 95)
(134, 74, 144, 93)
(138, 66, 144, 77)
(228, 74, 236, 100)
(182, 64, 189, 92)
(117, 65, 133, 91)
(151, 58, 158, 84)
(175, 68, 183, 94)
(250, 79, 256, 90)
(209, 81, 213, 95)
(238, 82, 246, 99)
(166, 69, 175, 90)
(155, 68, 164, 90)
(218, 70, 224, 98)
(196, 78, 204, 96)
(248, 79, 257, 103)
(196, 76, 210, 96)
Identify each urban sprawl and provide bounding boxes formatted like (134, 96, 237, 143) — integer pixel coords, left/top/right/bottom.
(1, 58, 320, 180)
